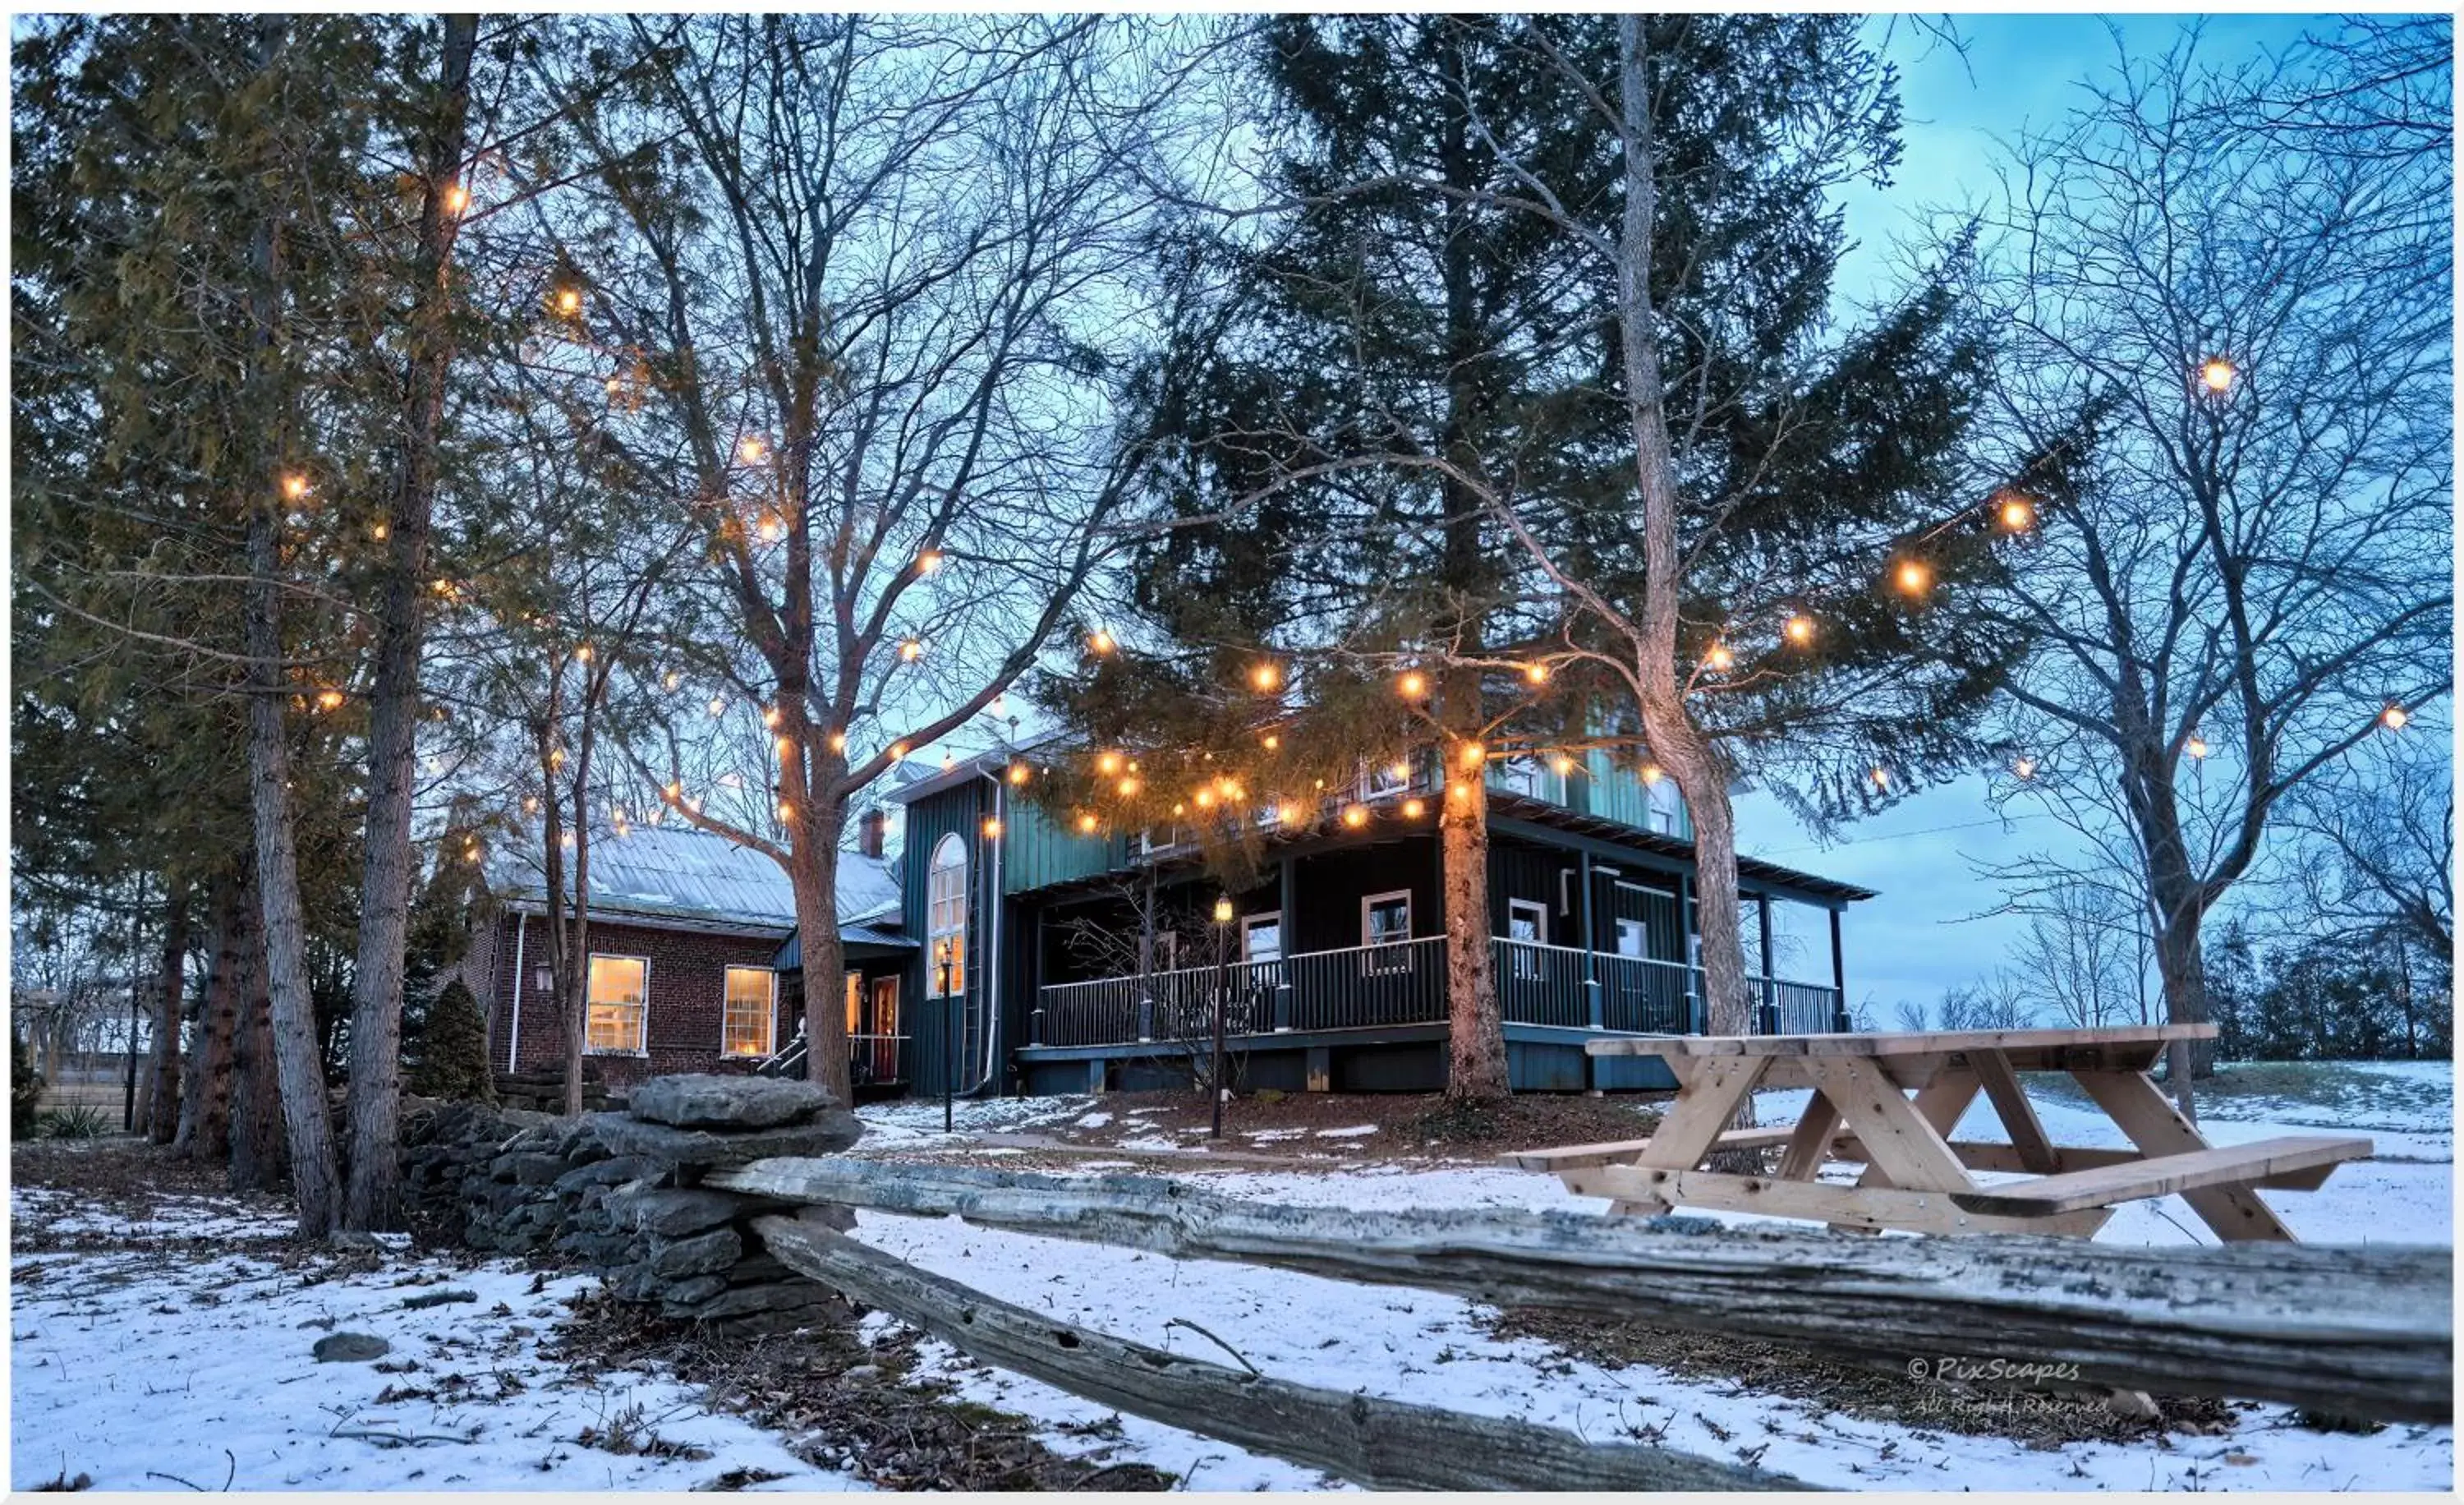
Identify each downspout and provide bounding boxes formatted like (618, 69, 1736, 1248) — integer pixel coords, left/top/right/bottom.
(975, 770, 1006, 1094)
(506, 909, 528, 1073)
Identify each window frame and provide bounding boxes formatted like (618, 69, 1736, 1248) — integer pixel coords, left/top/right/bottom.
(1613, 917, 1648, 959)
(1241, 911, 1284, 963)
(582, 951, 653, 1057)
(1358, 758, 1409, 802)
(1506, 897, 1549, 945)
(926, 831, 968, 998)
(720, 965, 778, 1059)
(1361, 890, 1413, 947)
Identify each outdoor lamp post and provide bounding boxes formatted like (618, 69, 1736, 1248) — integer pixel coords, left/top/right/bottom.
(935, 941, 954, 1134)
(1211, 895, 1234, 1139)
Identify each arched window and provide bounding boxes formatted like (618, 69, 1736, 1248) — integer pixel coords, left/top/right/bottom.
(926, 832, 968, 997)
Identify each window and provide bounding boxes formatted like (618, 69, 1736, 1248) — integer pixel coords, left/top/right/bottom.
(1359, 758, 1409, 801)
(1505, 899, 1548, 981)
(723, 967, 777, 1057)
(586, 955, 649, 1055)
(1363, 891, 1412, 946)
(1492, 757, 1540, 797)
(844, 971, 863, 1035)
(1614, 918, 1648, 959)
(1646, 776, 1685, 835)
(927, 833, 968, 996)
(1242, 912, 1283, 963)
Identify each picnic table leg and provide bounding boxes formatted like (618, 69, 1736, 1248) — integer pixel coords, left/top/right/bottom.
(1776, 1094, 1842, 1181)
(2071, 1070, 2298, 1243)
(1801, 1060, 1980, 1236)
(1971, 1050, 2062, 1174)
(1614, 1056, 1772, 1214)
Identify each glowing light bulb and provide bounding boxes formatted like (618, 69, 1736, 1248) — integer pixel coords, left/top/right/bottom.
(1194, 789, 1216, 809)
(2380, 703, 2410, 731)
(1087, 628, 1115, 656)
(1262, 733, 1280, 751)
(522, 795, 539, 814)
(1998, 493, 2037, 532)
(1524, 661, 1550, 685)
(828, 731, 847, 753)
(2198, 356, 2237, 394)
(1641, 763, 1663, 785)
(1213, 896, 1235, 924)
(2185, 734, 2209, 760)
(1784, 613, 1816, 647)
(1707, 642, 1735, 672)
(899, 638, 923, 662)
(281, 472, 309, 501)
(889, 741, 908, 762)
(554, 287, 581, 315)
(1389, 760, 1411, 782)
(371, 522, 388, 541)
(761, 705, 781, 728)
(1096, 752, 1121, 776)
(1870, 766, 1890, 789)
(708, 697, 726, 718)
(982, 817, 1003, 838)
(1397, 670, 1427, 698)
(1277, 802, 1301, 826)
(1402, 798, 1425, 818)
(1251, 661, 1281, 692)
(1341, 803, 1368, 829)
(314, 688, 344, 712)
(1117, 776, 1139, 797)
(737, 435, 767, 463)
(941, 751, 956, 771)
(756, 513, 786, 543)
(666, 780, 683, 801)
(777, 802, 793, 821)
(777, 736, 795, 761)
(574, 642, 592, 662)
(1894, 559, 1931, 596)
(663, 670, 682, 691)
(442, 182, 470, 215)
(917, 549, 945, 574)
(1077, 812, 1099, 833)
(1458, 743, 1485, 767)
(1006, 762, 1029, 785)
(1552, 754, 1574, 776)
(2012, 757, 2037, 780)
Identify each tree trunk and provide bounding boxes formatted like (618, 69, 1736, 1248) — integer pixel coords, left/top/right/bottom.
(228, 902, 287, 1193)
(792, 800, 854, 1107)
(146, 881, 191, 1144)
(560, 901, 594, 1116)
(246, 495, 346, 1236)
(1441, 762, 1509, 1100)
(342, 12, 477, 1231)
(2154, 913, 2208, 1122)
(174, 877, 245, 1160)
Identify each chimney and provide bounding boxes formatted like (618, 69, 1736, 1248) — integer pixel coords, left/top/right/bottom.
(857, 808, 888, 858)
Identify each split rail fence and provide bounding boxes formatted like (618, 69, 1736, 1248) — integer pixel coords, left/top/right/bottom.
(706, 1156, 2453, 1491)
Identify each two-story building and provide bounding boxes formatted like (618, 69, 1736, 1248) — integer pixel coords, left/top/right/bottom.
(780, 746, 1871, 1099)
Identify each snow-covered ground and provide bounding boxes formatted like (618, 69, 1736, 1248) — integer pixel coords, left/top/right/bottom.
(840, 1061, 2454, 1491)
(8, 1188, 863, 1493)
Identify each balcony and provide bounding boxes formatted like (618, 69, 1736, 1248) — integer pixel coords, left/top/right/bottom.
(1031, 936, 1846, 1048)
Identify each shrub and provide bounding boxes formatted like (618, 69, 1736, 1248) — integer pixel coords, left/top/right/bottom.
(11, 1029, 41, 1139)
(38, 1104, 111, 1140)
(408, 978, 494, 1103)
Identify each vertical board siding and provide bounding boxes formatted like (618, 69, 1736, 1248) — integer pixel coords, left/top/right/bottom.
(1002, 799, 1121, 894)
(1287, 837, 1439, 954)
(899, 780, 988, 1099)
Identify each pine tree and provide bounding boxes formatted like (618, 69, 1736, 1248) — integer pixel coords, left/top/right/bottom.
(407, 980, 494, 1103)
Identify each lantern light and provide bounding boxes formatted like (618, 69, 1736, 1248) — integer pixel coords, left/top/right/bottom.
(1006, 762, 1030, 785)
(941, 751, 956, 771)
(1389, 759, 1410, 782)
(1213, 896, 1235, 924)
(554, 286, 582, 315)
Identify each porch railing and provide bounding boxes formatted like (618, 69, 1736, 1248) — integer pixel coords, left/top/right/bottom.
(851, 1032, 909, 1086)
(1034, 936, 1845, 1050)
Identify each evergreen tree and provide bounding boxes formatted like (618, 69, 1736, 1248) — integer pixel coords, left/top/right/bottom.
(407, 979, 494, 1103)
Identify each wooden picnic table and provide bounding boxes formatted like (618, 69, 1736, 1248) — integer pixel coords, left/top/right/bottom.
(1506, 1024, 2372, 1240)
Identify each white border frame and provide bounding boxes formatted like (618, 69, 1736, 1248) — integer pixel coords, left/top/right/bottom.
(583, 951, 653, 1056)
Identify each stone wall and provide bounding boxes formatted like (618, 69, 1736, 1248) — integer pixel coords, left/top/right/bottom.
(399, 1074, 862, 1332)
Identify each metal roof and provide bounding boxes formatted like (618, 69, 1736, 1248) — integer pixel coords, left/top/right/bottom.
(492, 824, 902, 934)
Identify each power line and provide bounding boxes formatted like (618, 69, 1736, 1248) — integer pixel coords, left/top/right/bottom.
(1757, 810, 2057, 860)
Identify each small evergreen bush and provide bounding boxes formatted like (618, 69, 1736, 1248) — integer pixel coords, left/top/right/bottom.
(408, 978, 494, 1102)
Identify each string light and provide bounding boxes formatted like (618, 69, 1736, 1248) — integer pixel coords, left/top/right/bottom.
(1262, 733, 1280, 751)
(522, 795, 539, 814)
(371, 522, 388, 541)
(777, 736, 795, 761)
(442, 182, 470, 215)
(1006, 762, 1030, 785)
(1077, 812, 1100, 833)
(737, 435, 767, 463)
(1551, 754, 1575, 776)
(991, 693, 1007, 718)
(1997, 493, 2037, 532)
(828, 731, 848, 753)
(313, 688, 344, 712)
(2197, 355, 2237, 394)
(560, 831, 576, 849)
(1397, 670, 1427, 698)
(1870, 766, 1890, 789)
(554, 286, 582, 316)
(941, 751, 957, 771)
(1389, 759, 1411, 782)
(777, 801, 793, 821)
(2185, 734, 2209, 760)
(1096, 752, 1122, 776)
(899, 638, 923, 662)
(1893, 559, 1931, 597)
(1087, 628, 1116, 656)
(1250, 660, 1281, 693)
(708, 697, 727, 718)
(2379, 703, 2410, 731)
(281, 472, 308, 500)
(2012, 756, 2038, 780)
(1784, 613, 1816, 647)
(1341, 803, 1368, 828)
(1194, 789, 1216, 809)
(756, 513, 786, 543)
(981, 817, 1003, 838)
(1117, 776, 1140, 797)
(1640, 763, 1663, 785)
(917, 549, 945, 574)
(1458, 742, 1485, 767)
(889, 741, 909, 762)
(1402, 798, 1426, 818)
(666, 780, 684, 802)
(762, 705, 781, 728)
(1524, 661, 1550, 685)
(1706, 642, 1735, 672)
(547, 748, 567, 770)
(1276, 801, 1303, 826)
(663, 670, 683, 691)
(574, 642, 593, 662)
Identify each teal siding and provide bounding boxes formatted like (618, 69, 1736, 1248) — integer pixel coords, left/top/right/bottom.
(899, 780, 991, 1098)
(1583, 752, 1691, 840)
(1003, 799, 1121, 894)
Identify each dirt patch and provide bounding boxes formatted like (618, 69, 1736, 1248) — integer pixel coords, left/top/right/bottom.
(549, 1292, 1175, 1490)
(961, 1088, 1669, 1167)
(1485, 1306, 2248, 1449)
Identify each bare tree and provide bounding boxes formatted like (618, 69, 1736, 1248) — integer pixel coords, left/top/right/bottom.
(1974, 25, 2451, 1112)
(519, 16, 1205, 1103)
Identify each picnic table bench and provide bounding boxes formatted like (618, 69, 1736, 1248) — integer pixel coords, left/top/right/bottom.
(1505, 1024, 2371, 1241)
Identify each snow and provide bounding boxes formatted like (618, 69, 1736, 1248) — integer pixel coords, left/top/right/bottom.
(9, 1193, 865, 1493)
(836, 1061, 2453, 1490)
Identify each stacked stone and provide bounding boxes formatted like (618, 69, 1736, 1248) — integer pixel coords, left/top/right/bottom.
(578, 1074, 863, 1333)
(493, 1067, 618, 1115)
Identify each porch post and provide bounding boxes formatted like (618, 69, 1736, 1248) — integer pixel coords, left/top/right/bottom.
(1030, 906, 1046, 1047)
(1829, 906, 1849, 1031)
(1678, 870, 1699, 1033)
(1756, 892, 1777, 1033)
(1273, 854, 1296, 1031)
(1577, 852, 1601, 1030)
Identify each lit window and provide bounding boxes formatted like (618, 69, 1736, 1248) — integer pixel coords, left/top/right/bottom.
(722, 967, 776, 1057)
(927, 833, 968, 996)
(844, 971, 862, 1037)
(1242, 913, 1283, 964)
(586, 955, 648, 1054)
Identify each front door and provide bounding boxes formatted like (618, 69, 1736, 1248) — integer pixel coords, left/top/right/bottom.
(867, 976, 903, 1084)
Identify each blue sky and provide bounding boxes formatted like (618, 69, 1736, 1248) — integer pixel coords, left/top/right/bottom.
(1749, 12, 2333, 1018)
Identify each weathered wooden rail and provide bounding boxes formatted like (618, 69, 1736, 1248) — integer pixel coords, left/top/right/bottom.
(711, 1157, 2452, 1424)
(755, 1213, 1810, 1491)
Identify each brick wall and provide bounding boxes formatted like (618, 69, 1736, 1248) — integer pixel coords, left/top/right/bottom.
(480, 913, 795, 1089)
